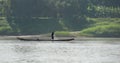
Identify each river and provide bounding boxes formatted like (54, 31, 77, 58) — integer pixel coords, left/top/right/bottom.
(0, 38, 120, 63)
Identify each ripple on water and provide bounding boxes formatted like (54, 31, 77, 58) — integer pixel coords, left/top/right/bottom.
(0, 39, 120, 63)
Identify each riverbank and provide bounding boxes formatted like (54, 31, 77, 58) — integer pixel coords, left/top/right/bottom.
(0, 30, 120, 40)
(0, 35, 43, 40)
(0, 35, 120, 41)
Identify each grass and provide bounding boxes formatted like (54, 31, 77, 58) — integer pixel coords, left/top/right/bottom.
(80, 18, 120, 37)
(55, 31, 73, 37)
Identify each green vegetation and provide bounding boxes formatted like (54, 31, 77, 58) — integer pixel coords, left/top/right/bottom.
(0, 0, 120, 37)
(0, 17, 13, 35)
(55, 31, 72, 37)
(80, 18, 120, 37)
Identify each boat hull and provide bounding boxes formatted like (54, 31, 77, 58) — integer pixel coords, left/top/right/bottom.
(17, 37, 74, 41)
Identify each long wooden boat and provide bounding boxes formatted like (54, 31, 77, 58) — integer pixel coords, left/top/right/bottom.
(17, 37, 74, 41)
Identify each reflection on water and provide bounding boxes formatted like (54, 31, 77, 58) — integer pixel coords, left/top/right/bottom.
(14, 45, 36, 53)
(0, 38, 120, 63)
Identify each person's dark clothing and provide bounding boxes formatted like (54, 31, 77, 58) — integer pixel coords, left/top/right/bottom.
(51, 32, 54, 40)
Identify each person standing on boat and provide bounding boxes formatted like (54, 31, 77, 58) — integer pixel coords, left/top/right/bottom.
(51, 31, 55, 40)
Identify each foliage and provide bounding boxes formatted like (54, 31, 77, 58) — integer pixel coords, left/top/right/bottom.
(0, 17, 13, 35)
(0, 0, 120, 37)
(80, 18, 120, 37)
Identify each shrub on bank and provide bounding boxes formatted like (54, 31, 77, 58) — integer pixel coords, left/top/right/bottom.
(80, 24, 120, 37)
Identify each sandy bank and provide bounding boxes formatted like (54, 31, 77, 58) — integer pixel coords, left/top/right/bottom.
(0, 35, 50, 40)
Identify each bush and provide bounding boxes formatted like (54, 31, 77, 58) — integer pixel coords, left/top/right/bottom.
(80, 24, 120, 37)
(0, 27, 13, 35)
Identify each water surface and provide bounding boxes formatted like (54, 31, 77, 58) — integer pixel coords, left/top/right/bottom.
(0, 38, 120, 63)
